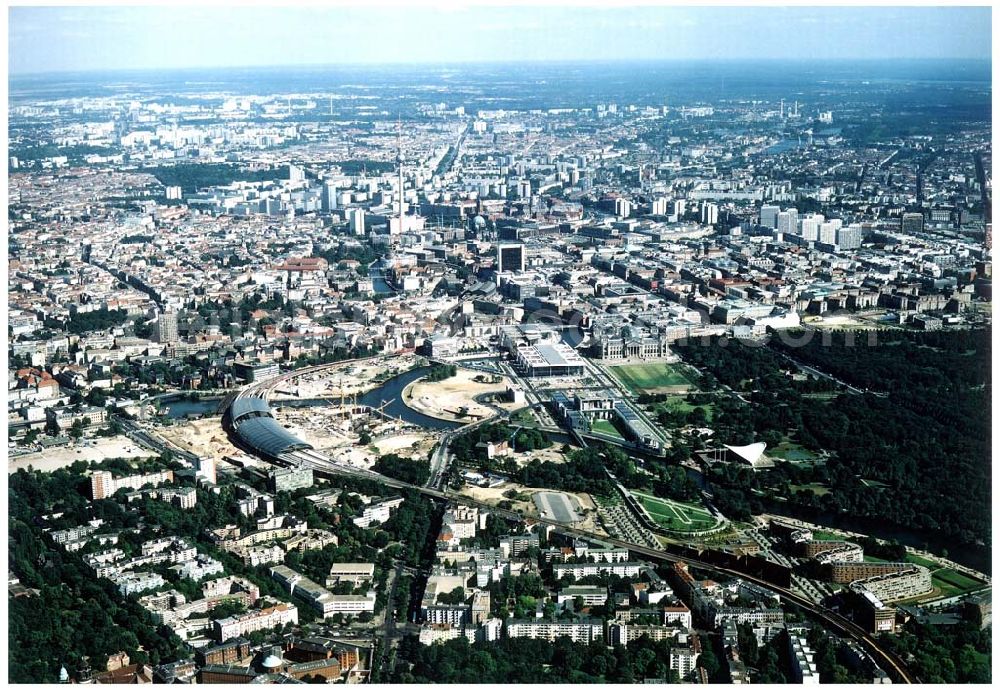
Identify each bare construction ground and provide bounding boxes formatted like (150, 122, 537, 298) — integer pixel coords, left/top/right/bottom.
(457, 483, 602, 533)
(272, 355, 419, 401)
(158, 418, 241, 462)
(403, 369, 517, 422)
(9, 435, 152, 474)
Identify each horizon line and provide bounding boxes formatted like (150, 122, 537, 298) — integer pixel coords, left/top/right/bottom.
(10, 56, 992, 80)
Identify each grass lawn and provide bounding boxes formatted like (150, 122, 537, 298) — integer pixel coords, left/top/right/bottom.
(656, 395, 715, 422)
(931, 576, 974, 599)
(633, 491, 720, 533)
(590, 418, 624, 440)
(905, 553, 940, 569)
(933, 569, 985, 592)
(810, 530, 845, 541)
(611, 363, 695, 393)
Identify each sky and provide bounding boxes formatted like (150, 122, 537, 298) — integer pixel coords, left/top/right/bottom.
(8, 5, 993, 75)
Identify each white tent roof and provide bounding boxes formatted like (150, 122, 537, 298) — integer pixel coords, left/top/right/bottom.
(724, 442, 767, 465)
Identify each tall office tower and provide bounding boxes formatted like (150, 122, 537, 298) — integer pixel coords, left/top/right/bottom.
(288, 164, 306, 183)
(155, 311, 179, 344)
(349, 208, 366, 235)
(760, 204, 781, 229)
(836, 224, 863, 250)
(651, 198, 669, 216)
(321, 181, 338, 212)
(496, 243, 526, 273)
(776, 208, 798, 237)
(801, 214, 824, 242)
(901, 212, 924, 235)
(673, 199, 687, 218)
(701, 202, 719, 225)
(615, 197, 632, 218)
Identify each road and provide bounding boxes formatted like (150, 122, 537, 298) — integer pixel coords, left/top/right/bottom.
(374, 561, 405, 680)
(766, 344, 870, 395)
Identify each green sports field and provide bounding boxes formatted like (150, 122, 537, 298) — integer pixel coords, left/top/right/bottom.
(632, 491, 722, 533)
(610, 363, 695, 393)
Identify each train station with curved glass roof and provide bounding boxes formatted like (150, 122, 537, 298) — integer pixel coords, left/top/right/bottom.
(230, 396, 312, 457)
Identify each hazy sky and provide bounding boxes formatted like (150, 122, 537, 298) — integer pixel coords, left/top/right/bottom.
(9, 5, 993, 75)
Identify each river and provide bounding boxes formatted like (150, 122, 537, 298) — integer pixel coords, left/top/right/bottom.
(161, 397, 223, 419)
(265, 366, 462, 431)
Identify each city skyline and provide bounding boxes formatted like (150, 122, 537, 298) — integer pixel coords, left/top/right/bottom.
(6, 3, 993, 686)
(9, 5, 992, 75)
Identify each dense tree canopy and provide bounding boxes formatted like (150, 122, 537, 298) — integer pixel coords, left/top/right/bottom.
(674, 329, 991, 548)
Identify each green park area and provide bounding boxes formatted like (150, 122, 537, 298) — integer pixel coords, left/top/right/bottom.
(633, 491, 722, 533)
(610, 363, 696, 394)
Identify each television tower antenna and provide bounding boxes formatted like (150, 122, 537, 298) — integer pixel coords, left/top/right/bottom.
(396, 114, 405, 224)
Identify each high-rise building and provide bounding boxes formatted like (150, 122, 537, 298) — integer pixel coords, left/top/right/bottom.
(155, 311, 179, 344)
(496, 243, 526, 273)
(901, 212, 924, 235)
(288, 164, 306, 182)
(836, 224, 863, 250)
(349, 208, 366, 235)
(196, 456, 217, 485)
(801, 214, 824, 242)
(760, 205, 781, 229)
(701, 202, 718, 226)
(321, 181, 339, 212)
(777, 208, 798, 237)
(820, 219, 842, 245)
(614, 198, 632, 218)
